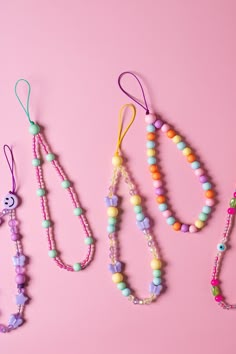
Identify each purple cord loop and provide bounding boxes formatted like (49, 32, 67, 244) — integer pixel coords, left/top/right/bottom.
(118, 71, 150, 114)
(3, 145, 16, 193)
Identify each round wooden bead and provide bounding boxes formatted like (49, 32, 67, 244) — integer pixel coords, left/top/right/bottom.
(172, 135, 182, 143)
(73, 263, 82, 271)
(112, 155, 123, 167)
(150, 259, 162, 270)
(117, 282, 127, 290)
(61, 180, 71, 189)
(36, 188, 46, 197)
(84, 237, 94, 245)
(73, 207, 83, 216)
(32, 158, 41, 166)
(46, 153, 56, 162)
(182, 147, 192, 156)
(130, 195, 141, 206)
(107, 207, 118, 217)
(112, 273, 124, 283)
(42, 219, 51, 228)
(195, 220, 204, 229)
(48, 249, 57, 258)
(29, 123, 40, 135)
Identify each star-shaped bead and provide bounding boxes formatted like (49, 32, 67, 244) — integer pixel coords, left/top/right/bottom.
(16, 293, 28, 305)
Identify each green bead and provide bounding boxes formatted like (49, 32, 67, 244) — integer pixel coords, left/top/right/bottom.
(117, 282, 127, 290)
(134, 205, 142, 214)
(29, 123, 40, 135)
(42, 219, 51, 228)
(212, 286, 220, 296)
(153, 269, 162, 277)
(199, 212, 208, 221)
(73, 207, 83, 216)
(46, 153, 55, 162)
(61, 180, 71, 189)
(73, 263, 82, 271)
(108, 217, 117, 225)
(84, 237, 94, 245)
(36, 188, 46, 197)
(48, 249, 57, 258)
(32, 158, 41, 167)
(230, 198, 236, 208)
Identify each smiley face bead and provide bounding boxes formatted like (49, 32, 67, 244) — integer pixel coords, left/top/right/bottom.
(217, 243, 226, 252)
(3, 193, 19, 210)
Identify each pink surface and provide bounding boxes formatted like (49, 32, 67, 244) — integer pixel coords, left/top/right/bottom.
(0, 0, 236, 353)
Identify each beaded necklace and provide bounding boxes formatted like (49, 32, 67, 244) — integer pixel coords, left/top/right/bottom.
(210, 191, 236, 309)
(118, 72, 215, 234)
(15, 79, 95, 271)
(105, 104, 163, 305)
(0, 145, 29, 333)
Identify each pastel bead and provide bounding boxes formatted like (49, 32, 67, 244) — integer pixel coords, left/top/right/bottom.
(146, 141, 156, 149)
(42, 220, 51, 228)
(11, 233, 20, 241)
(177, 142, 186, 150)
(153, 270, 162, 277)
(181, 224, 189, 232)
(29, 123, 40, 135)
(134, 205, 142, 213)
(130, 195, 141, 206)
(150, 259, 162, 270)
(206, 199, 215, 207)
(73, 207, 83, 216)
(182, 147, 192, 156)
(73, 263, 82, 271)
(153, 180, 162, 188)
(217, 243, 226, 252)
(136, 212, 145, 221)
(212, 286, 220, 296)
(211, 279, 219, 286)
(112, 273, 123, 283)
(84, 237, 94, 245)
(189, 225, 198, 233)
(122, 288, 131, 296)
(46, 153, 55, 162)
(202, 206, 212, 214)
(172, 135, 182, 143)
(195, 220, 204, 229)
(16, 274, 26, 284)
(61, 180, 71, 189)
(162, 210, 172, 218)
(153, 277, 162, 286)
(147, 149, 156, 157)
(159, 203, 168, 212)
(198, 212, 208, 221)
(112, 155, 123, 167)
(191, 161, 200, 169)
(117, 282, 127, 290)
(194, 168, 204, 176)
(145, 114, 156, 124)
(146, 124, 156, 133)
(155, 187, 164, 196)
(154, 119, 164, 129)
(48, 249, 57, 258)
(230, 198, 236, 208)
(202, 182, 212, 191)
(199, 175, 208, 183)
(108, 217, 117, 225)
(228, 208, 236, 215)
(107, 225, 116, 233)
(147, 157, 157, 165)
(36, 188, 46, 197)
(161, 124, 170, 133)
(215, 295, 223, 302)
(107, 207, 118, 217)
(32, 158, 41, 167)
(167, 216, 175, 225)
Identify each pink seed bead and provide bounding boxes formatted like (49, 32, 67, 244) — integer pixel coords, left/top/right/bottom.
(153, 180, 162, 188)
(211, 279, 219, 286)
(162, 210, 171, 218)
(145, 114, 156, 124)
(16, 266, 26, 274)
(194, 168, 204, 177)
(228, 208, 236, 215)
(161, 124, 170, 133)
(16, 274, 26, 284)
(215, 295, 223, 302)
(189, 225, 198, 233)
(206, 199, 215, 207)
(11, 233, 20, 241)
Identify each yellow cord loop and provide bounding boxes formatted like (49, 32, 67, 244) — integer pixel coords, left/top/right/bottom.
(115, 103, 136, 156)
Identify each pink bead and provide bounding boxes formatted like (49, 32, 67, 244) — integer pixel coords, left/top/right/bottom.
(161, 124, 170, 133)
(8, 219, 19, 227)
(11, 233, 20, 241)
(145, 114, 156, 124)
(228, 208, 236, 215)
(206, 199, 215, 207)
(194, 168, 204, 177)
(189, 225, 198, 233)
(211, 279, 219, 286)
(215, 295, 223, 302)
(16, 266, 26, 274)
(162, 210, 171, 218)
(153, 180, 162, 188)
(16, 274, 26, 284)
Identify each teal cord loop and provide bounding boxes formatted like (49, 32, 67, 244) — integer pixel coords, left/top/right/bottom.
(15, 79, 35, 125)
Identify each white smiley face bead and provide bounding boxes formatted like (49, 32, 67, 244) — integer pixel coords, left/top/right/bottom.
(3, 193, 19, 210)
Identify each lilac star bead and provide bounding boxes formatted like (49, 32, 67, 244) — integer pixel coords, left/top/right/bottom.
(16, 293, 28, 305)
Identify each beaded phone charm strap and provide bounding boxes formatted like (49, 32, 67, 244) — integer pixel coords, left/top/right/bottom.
(210, 191, 236, 309)
(15, 79, 95, 271)
(118, 72, 215, 234)
(0, 145, 29, 333)
(105, 104, 163, 305)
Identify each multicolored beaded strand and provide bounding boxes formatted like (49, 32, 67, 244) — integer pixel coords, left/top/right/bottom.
(0, 145, 29, 333)
(15, 79, 95, 271)
(210, 190, 236, 309)
(105, 104, 164, 305)
(118, 72, 215, 233)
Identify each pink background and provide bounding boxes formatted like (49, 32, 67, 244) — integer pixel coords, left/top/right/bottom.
(0, 0, 236, 353)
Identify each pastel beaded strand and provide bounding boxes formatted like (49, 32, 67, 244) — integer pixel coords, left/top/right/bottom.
(15, 79, 95, 271)
(105, 104, 164, 305)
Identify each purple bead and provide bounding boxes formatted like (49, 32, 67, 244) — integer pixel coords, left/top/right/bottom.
(0, 324, 7, 333)
(11, 233, 20, 241)
(199, 175, 208, 183)
(16, 274, 26, 284)
(154, 119, 164, 129)
(181, 224, 189, 232)
(8, 219, 19, 227)
(16, 266, 26, 274)
(155, 187, 165, 196)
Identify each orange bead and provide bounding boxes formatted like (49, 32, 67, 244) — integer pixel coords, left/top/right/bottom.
(173, 222, 181, 231)
(152, 172, 161, 180)
(205, 190, 215, 198)
(156, 196, 166, 204)
(149, 165, 158, 173)
(147, 133, 156, 141)
(166, 129, 176, 138)
(187, 154, 196, 163)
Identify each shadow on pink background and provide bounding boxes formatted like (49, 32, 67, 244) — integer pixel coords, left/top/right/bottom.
(0, 0, 236, 353)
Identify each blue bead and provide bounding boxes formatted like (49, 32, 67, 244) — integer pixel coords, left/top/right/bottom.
(122, 288, 131, 296)
(153, 277, 162, 286)
(134, 205, 142, 213)
(146, 124, 156, 133)
(191, 161, 200, 169)
(107, 225, 116, 233)
(217, 243, 226, 252)
(147, 157, 157, 165)
(202, 182, 212, 191)
(136, 212, 145, 221)
(202, 206, 212, 214)
(177, 142, 186, 150)
(146, 141, 156, 149)
(167, 216, 175, 225)
(159, 203, 168, 212)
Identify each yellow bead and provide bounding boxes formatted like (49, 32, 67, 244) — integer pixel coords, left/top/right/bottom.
(195, 220, 205, 229)
(172, 135, 182, 143)
(182, 147, 192, 156)
(130, 195, 142, 206)
(107, 207, 119, 217)
(150, 258, 162, 270)
(112, 155, 123, 167)
(146, 149, 156, 157)
(112, 272, 124, 283)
